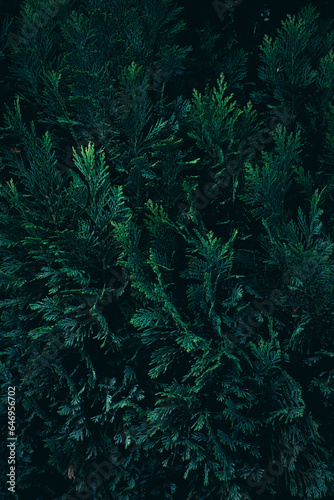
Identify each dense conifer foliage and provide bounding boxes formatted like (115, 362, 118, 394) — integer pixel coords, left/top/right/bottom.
(0, 1, 333, 498)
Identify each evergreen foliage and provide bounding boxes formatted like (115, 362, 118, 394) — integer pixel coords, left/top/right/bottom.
(0, 1, 334, 499)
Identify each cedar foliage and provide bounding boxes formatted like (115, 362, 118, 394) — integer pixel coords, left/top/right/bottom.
(0, 1, 334, 499)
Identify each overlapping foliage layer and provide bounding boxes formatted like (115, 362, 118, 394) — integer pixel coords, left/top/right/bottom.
(0, 1, 333, 498)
